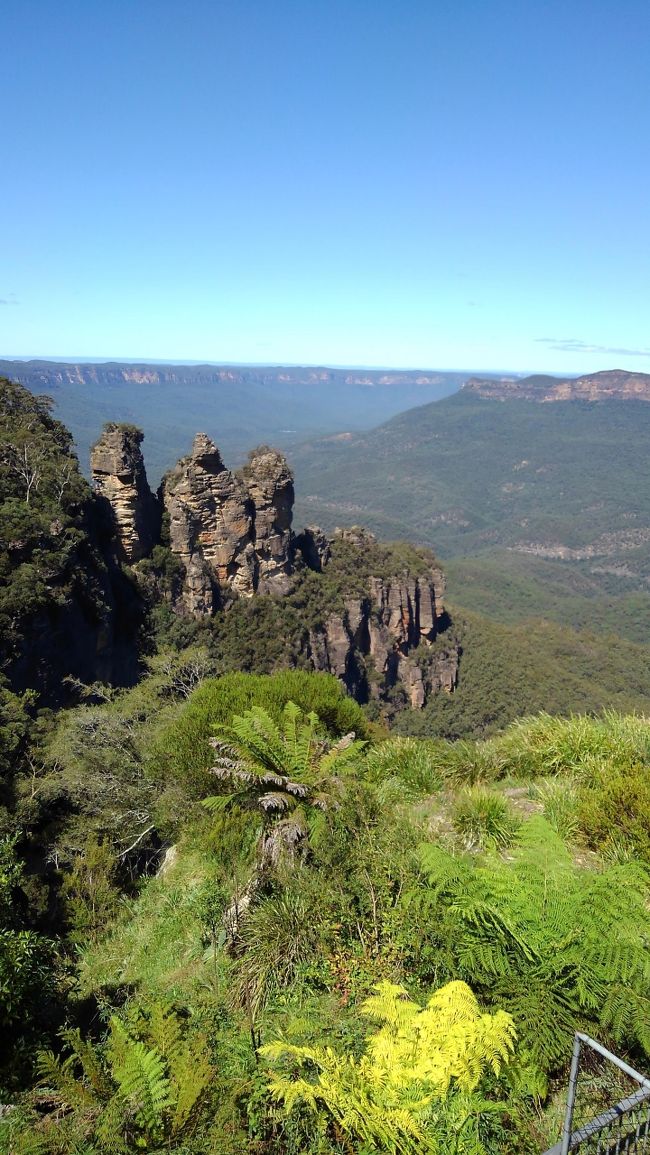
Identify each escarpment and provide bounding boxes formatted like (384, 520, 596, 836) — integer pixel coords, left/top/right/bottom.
(93, 427, 459, 709)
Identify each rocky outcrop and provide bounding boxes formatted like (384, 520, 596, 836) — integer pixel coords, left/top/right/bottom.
(244, 447, 294, 594)
(161, 436, 297, 613)
(92, 425, 459, 710)
(91, 424, 160, 563)
(294, 525, 332, 572)
(464, 369, 650, 403)
(305, 568, 458, 707)
(161, 434, 256, 613)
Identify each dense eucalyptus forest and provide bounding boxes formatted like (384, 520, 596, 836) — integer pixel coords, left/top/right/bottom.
(2, 376, 650, 1154)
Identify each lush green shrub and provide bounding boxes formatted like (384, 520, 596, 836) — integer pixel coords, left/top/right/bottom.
(451, 786, 519, 850)
(364, 737, 444, 796)
(154, 671, 369, 796)
(577, 760, 650, 862)
(60, 833, 122, 944)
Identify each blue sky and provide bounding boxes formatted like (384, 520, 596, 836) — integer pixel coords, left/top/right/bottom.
(2, 0, 649, 372)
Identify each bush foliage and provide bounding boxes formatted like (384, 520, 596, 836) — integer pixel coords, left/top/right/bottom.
(4, 659, 650, 1154)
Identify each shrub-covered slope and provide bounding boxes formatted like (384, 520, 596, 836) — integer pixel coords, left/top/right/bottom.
(292, 390, 650, 640)
(6, 690, 650, 1155)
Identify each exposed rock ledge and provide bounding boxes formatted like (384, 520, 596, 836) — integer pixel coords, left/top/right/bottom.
(463, 368, 650, 403)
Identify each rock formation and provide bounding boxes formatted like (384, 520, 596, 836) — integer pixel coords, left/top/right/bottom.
(91, 424, 160, 563)
(161, 434, 256, 613)
(305, 562, 458, 707)
(93, 428, 459, 709)
(161, 436, 297, 612)
(244, 447, 294, 594)
(293, 525, 332, 571)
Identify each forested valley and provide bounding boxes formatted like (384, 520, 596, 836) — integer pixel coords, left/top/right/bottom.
(2, 375, 650, 1154)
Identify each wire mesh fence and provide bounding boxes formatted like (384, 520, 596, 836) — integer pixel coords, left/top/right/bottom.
(543, 1034, 650, 1154)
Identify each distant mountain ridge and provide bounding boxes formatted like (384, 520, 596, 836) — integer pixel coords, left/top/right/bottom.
(290, 378, 650, 645)
(0, 359, 459, 390)
(0, 359, 468, 483)
(464, 368, 650, 401)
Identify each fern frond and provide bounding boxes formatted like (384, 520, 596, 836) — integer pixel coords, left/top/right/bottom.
(229, 707, 290, 774)
(262, 978, 515, 1154)
(58, 1027, 113, 1100)
(36, 1050, 98, 1113)
(202, 791, 239, 812)
(256, 790, 297, 812)
(146, 1001, 183, 1062)
(168, 1033, 214, 1135)
(319, 738, 366, 777)
(95, 1092, 129, 1154)
(109, 1019, 173, 1139)
(281, 701, 315, 775)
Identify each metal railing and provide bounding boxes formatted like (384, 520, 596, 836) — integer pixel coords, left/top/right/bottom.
(544, 1034, 650, 1154)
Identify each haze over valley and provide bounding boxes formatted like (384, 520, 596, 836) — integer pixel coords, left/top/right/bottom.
(0, 359, 469, 482)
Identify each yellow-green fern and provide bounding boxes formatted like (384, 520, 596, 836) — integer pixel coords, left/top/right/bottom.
(261, 978, 516, 1154)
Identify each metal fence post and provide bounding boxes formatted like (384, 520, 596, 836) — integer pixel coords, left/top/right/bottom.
(560, 1034, 582, 1155)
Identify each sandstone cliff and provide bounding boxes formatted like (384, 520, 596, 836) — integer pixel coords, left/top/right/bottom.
(463, 369, 650, 403)
(243, 447, 294, 594)
(91, 424, 160, 563)
(161, 435, 295, 613)
(304, 536, 457, 706)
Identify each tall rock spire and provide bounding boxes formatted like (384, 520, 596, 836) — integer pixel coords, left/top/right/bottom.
(90, 424, 160, 563)
(245, 446, 294, 594)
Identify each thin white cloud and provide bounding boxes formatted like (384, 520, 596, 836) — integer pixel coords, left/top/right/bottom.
(535, 337, 650, 357)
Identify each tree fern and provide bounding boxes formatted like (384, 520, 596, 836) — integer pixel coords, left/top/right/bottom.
(204, 701, 365, 877)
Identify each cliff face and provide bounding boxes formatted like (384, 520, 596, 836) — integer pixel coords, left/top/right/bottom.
(305, 550, 457, 707)
(0, 359, 458, 391)
(464, 369, 650, 403)
(91, 425, 160, 563)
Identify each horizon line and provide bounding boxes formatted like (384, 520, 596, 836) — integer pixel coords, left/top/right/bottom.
(1, 354, 561, 376)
